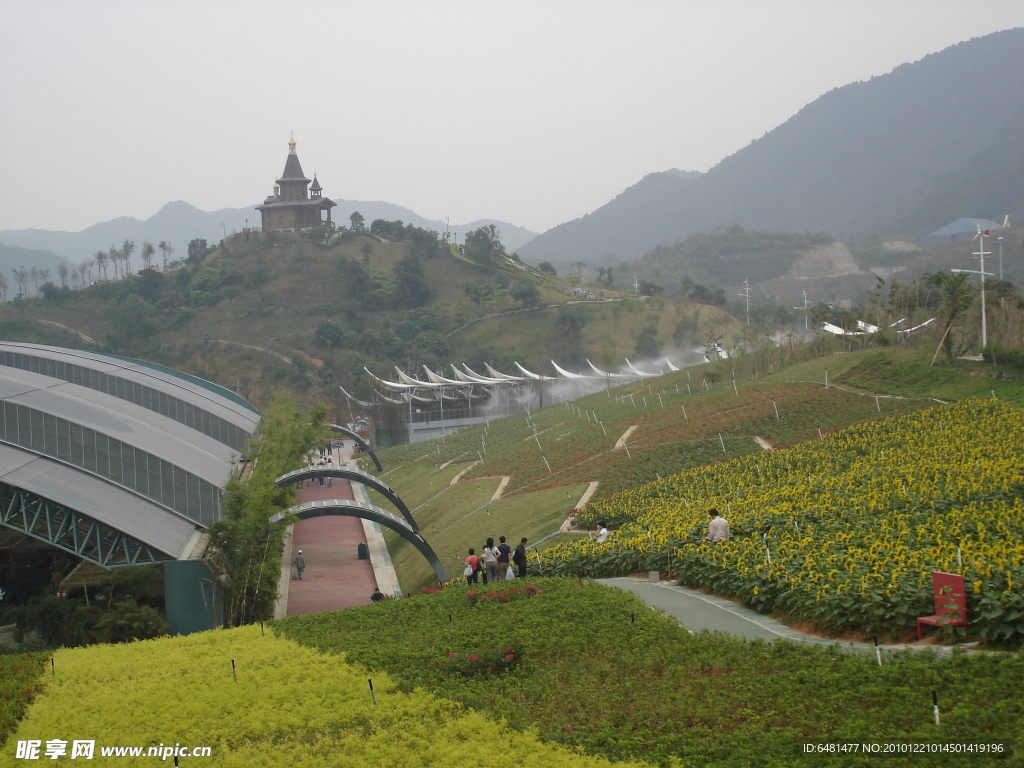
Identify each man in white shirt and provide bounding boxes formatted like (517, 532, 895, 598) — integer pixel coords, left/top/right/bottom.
(596, 522, 609, 543)
(705, 509, 730, 542)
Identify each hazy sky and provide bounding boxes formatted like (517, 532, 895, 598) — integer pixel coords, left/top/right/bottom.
(3, 0, 1024, 235)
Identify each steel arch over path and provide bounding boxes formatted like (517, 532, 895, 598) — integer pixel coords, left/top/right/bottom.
(329, 425, 382, 472)
(270, 498, 448, 583)
(275, 466, 418, 531)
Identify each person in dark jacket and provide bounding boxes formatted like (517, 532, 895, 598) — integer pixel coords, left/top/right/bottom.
(512, 538, 528, 579)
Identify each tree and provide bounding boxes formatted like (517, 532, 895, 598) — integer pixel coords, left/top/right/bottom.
(108, 246, 121, 280)
(464, 225, 505, 264)
(122, 239, 136, 275)
(95, 250, 108, 281)
(634, 324, 663, 358)
(392, 253, 431, 309)
(360, 242, 373, 264)
(187, 238, 208, 266)
(0, 273, 7, 302)
(925, 271, 975, 364)
(553, 304, 588, 341)
(509, 280, 541, 307)
(315, 320, 346, 347)
(158, 241, 174, 270)
(11, 267, 27, 297)
(57, 261, 69, 288)
(209, 395, 329, 626)
(140, 241, 155, 271)
(106, 294, 160, 348)
(537, 262, 557, 276)
(349, 211, 365, 231)
(80, 259, 94, 284)
(29, 267, 39, 295)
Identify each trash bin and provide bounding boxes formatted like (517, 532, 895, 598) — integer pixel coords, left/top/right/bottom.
(357, 542, 369, 560)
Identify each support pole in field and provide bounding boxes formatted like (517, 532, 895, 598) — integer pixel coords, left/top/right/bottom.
(773, 400, 780, 420)
(718, 432, 726, 455)
(874, 636, 882, 667)
(681, 405, 688, 422)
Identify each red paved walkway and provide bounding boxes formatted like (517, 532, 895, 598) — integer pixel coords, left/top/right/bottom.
(286, 478, 379, 615)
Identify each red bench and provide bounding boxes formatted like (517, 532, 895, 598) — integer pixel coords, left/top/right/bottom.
(916, 571, 967, 640)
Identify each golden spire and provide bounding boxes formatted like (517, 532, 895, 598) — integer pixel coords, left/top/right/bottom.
(288, 132, 297, 154)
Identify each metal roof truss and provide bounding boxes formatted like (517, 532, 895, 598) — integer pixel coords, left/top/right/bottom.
(0, 481, 170, 568)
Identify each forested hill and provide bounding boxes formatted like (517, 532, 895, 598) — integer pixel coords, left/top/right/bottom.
(520, 27, 1024, 267)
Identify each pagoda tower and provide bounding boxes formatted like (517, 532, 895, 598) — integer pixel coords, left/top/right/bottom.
(256, 136, 336, 232)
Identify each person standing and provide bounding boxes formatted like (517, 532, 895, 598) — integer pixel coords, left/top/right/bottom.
(513, 538, 528, 579)
(294, 549, 306, 580)
(705, 508, 731, 542)
(483, 538, 500, 584)
(496, 536, 512, 581)
(465, 548, 480, 586)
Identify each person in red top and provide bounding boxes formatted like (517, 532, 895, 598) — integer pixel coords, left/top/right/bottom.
(464, 548, 480, 585)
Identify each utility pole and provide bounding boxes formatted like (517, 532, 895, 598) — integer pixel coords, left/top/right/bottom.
(738, 279, 751, 325)
(794, 290, 810, 332)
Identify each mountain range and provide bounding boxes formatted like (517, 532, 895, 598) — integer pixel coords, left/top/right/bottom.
(519, 27, 1024, 268)
(0, 200, 537, 268)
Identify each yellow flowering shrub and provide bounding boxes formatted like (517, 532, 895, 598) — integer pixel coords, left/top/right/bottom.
(537, 399, 1024, 641)
(2, 625, 653, 768)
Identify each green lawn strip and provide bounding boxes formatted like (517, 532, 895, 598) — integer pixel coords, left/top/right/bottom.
(276, 578, 1024, 768)
(0, 652, 48, 748)
(382, 480, 502, 591)
(383, 482, 586, 592)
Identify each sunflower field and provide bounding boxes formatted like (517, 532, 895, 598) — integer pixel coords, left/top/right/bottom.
(536, 399, 1024, 643)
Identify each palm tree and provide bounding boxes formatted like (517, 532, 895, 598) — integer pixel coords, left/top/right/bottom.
(141, 241, 155, 271)
(80, 259, 94, 285)
(108, 246, 120, 280)
(122, 239, 136, 275)
(95, 250, 108, 281)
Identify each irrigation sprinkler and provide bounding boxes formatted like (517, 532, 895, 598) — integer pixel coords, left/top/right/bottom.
(624, 443, 632, 459)
(681, 405, 688, 422)
(658, 393, 664, 407)
(932, 691, 940, 726)
(772, 400, 780, 420)
(718, 433, 726, 455)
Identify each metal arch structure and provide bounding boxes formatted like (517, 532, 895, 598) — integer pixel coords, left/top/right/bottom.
(329, 424, 382, 473)
(270, 498, 448, 583)
(0, 481, 171, 568)
(275, 466, 418, 531)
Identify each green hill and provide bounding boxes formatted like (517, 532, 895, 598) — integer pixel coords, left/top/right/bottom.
(0, 229, 737, 413)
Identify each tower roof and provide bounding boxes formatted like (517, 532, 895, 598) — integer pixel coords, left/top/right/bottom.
(279, 136, 308, 181)
(310, 175, 322, 192)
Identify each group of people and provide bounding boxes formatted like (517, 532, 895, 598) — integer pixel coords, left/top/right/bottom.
(464, 536, 529, 585)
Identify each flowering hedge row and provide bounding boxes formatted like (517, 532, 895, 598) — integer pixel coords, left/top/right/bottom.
(537, 399, 1024, 642)
(0, 653, 47, 748)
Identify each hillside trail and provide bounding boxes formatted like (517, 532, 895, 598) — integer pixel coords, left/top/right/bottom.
(600, 577, 964, 657)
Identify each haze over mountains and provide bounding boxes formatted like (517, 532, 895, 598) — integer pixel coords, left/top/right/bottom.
(0, 199, 537, 267)
(519, 28, 1024, 268)
(5, 28, 1022, 282)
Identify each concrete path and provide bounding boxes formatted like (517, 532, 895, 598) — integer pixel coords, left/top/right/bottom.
(599, 577, 955, 655)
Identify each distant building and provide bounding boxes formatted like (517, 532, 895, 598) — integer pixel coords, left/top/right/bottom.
(919, 217, 1003, 246)
(256, 136, 336, 232)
